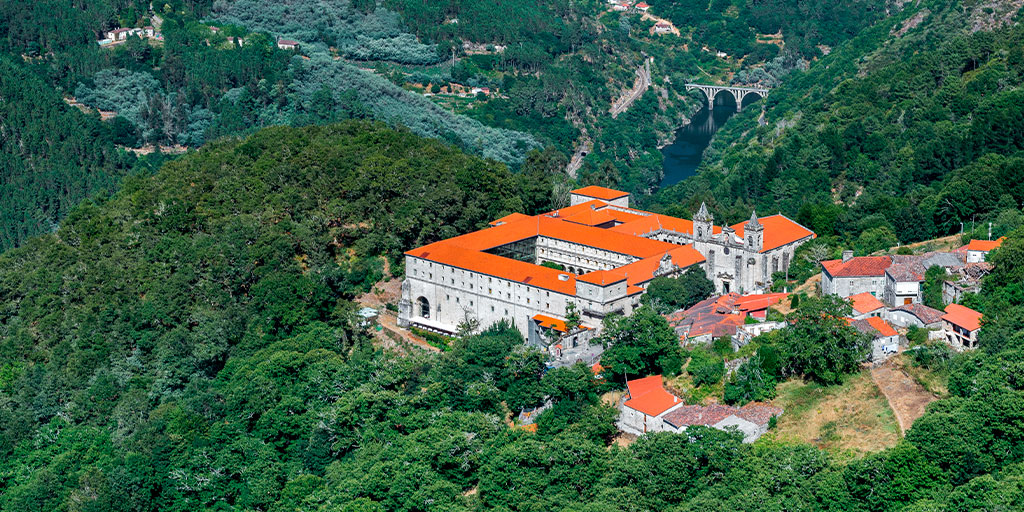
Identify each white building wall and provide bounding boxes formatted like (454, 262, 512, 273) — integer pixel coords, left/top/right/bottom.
(403, 256, 578, 336)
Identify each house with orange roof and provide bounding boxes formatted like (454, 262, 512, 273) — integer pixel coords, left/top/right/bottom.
(618, 375, 684, 434)
(851, 316, 901, 361)
(617, 374, 783, 440)
(398, 188, 813, 350)
(942, 304, 983, 350)
(666, 292, 788, 346)
(966, 237, 1005, 263)
(849, 292, 886, 319)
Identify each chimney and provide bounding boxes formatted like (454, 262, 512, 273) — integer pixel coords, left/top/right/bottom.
(842, 250, 853, 263)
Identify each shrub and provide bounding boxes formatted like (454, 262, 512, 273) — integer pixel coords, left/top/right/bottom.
(688, 348, 725, 387)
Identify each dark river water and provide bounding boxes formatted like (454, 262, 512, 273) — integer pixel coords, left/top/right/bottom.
(660, 95, 745, 188)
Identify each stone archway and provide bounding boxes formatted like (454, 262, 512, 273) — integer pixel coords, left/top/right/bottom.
(416, 296, 430, 319)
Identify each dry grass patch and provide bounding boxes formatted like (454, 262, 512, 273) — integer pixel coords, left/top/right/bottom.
(766, 371, 901, 459)
(893, 353, 949, 398)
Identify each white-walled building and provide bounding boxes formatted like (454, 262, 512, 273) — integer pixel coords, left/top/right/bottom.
(398, 188, 814, 341)
(966, 237, 1004, 263)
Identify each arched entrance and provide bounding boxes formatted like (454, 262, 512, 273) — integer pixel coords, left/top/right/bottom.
(416, 297, 430, 319)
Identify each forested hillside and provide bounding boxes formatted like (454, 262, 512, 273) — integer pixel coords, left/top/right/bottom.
(1, 121, 1024, 511)
(0, 57, 150, 250)
(648, 0, 1024, 255)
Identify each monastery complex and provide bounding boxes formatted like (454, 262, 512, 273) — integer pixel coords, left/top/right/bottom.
(398, 186, 815, 341)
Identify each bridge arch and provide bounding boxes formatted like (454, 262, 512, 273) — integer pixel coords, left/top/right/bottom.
(685, 83, 770, 112)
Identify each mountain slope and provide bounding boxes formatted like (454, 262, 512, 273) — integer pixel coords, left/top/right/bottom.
(647, 0, 1024, 251)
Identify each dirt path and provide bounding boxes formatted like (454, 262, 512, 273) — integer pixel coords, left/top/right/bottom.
(871, 359, 937, 434)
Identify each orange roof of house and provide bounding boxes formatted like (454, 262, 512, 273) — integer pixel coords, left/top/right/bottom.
(571, 185, 630, 201)
(623, 375, 681, 417)
(967, 237, 1005, 252)
(865, 316, 898, 337)
(821, 256, 892, 278)
(731, 215, 816, 252)
(849, 292, 886, 315)
(943, 304, 983, 331)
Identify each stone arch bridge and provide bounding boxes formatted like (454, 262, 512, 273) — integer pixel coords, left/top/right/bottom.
(685, 83, 770, 111)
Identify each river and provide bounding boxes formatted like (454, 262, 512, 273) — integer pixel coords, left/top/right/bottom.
(659, 97, 740, 188)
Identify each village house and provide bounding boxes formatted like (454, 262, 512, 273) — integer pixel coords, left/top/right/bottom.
(823, 251, 966, 307)
(617, 375, 782, 442)
(661, 403, 782, 443)
(942, 304, 983, 350)
(618, 375, 684, 434)
(966, 237, 1005, 263)
(634, 2, 650, 13)
(885, 302, 944, 331)
(849, 292, 886, 319)
(850, 316, 900, 361)
(399, 187, 813, 345)
(942, 262, 991, 305)
(611, 1, 630, 12)
(654, 22, 673, 34)
(277, 39, 299, 50)
(820, 252, 890, 298)
(666, 292, 788, 345)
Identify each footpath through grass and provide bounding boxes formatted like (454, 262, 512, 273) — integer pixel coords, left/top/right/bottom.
(765, 370, 901, 459)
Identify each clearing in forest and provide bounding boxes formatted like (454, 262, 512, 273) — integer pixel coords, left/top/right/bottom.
(766, 371, 901, 458)
(871, 357, 938, 433)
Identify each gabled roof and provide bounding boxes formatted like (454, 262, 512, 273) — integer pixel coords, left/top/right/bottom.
(849, 292, 886, 315)
(894, 303, 944, 325)
(850, 317, 897, 338)
(571, 185, 629, 201)
(943, 304, 983, 331)
(623, 375, 681, 417)
(967, 237, 1006, 252)
(731, 214, 815, 252)
(821, 256, 892, 278)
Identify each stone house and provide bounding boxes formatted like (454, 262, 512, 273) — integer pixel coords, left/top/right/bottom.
(849, 292, 886, 319)
(942, 304, 982, 351)
(851, 316, 900, 362)
(820, 252, 890, 298)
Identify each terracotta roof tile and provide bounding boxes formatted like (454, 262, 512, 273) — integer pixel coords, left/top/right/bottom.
(943, 304, 983, 331)
(849, 292, 885, 315)
(967, 237, 1005, 252)
(731, 214, 816, 252)
(895, 303, 944, 325)
(821, 256, 892, 278)
(623, 375, 681, 416)
(571, 185, 630, 201)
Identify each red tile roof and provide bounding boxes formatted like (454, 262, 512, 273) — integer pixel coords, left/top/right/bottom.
(821, 256, 892, 278)
(895, 303, 944, 325)
(849, 292, 885, 315)
(666, 293, 787, 339)
(866, 316, 898, 337)
(623, 375, 681, 417)
(943, 304, 983, 331)
(571, 185, 630, 201)
(967, 237, 1005, 252)
(731, 215, 816, 252)
(533, 314, 589, 333)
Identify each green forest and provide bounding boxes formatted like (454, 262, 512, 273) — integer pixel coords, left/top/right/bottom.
(0, 121, 1023, 512)
(1, 0, 1024, 510)
(648, 0, 1024, 255)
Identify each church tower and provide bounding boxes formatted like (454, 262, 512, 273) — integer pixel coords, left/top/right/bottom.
(694, 202, 713, 241)
(745, 210, 764, 252)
